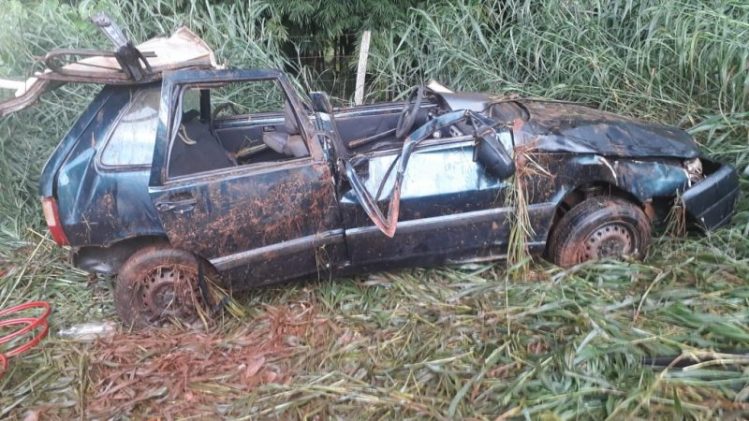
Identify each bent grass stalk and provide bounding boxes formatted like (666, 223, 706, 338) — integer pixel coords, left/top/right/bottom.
(0, 0, 748, 418)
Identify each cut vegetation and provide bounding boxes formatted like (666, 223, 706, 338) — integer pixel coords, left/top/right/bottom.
(1, 0, 748, 419)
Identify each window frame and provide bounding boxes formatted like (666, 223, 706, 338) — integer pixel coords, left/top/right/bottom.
(149, 69, 324, 190)
(208, 79, 288, 122)
(163, 78, 313, 183)
(97, 87, 162, 171)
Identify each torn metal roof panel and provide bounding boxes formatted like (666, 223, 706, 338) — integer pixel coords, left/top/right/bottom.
(0, 16, 218, 117)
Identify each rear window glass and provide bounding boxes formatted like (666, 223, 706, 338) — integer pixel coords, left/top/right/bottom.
(101, 88, 161, 166)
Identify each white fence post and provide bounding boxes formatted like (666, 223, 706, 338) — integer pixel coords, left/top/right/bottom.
(354, 30, 371, 105)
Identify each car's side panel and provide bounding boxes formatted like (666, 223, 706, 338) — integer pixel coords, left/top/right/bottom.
(40, 86, 115, 197)
(339, 139, 519, 266)
(342, 204, 555, 273)
(150, 160, 344, 288)
(338, 150, 693, 272)
(149, 69, 343, 289)
(54, 85, 165, 247)
(521, 153, 690, 206)
(61, 166, 165, 247)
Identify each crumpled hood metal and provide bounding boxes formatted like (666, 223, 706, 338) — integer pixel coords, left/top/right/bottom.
(514, 101, 700, 159)
(438, 91, 701, 159)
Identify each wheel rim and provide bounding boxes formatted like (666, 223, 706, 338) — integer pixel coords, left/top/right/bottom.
(580, 223, 635, 263)
(138, 265, 202, 322)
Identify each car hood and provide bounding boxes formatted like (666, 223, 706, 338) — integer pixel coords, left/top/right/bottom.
(513, 101, 700, 158)
(438, 91, 700, 159)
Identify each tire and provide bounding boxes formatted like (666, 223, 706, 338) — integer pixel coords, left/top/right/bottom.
(548, 197, 651, 268)
(115, 245, 208, 329)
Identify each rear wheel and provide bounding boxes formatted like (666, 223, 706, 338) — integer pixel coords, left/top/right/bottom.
(548, 197, 651, 268)
(115, 246, 209, 329)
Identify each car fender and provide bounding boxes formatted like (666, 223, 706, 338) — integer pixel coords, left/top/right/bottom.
(538, 154, 690, 206)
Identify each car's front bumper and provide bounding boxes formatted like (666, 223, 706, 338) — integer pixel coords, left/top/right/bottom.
(682, 161, 739, 230)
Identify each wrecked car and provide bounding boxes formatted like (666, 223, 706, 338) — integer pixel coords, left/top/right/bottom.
(4, 16, 738, 327)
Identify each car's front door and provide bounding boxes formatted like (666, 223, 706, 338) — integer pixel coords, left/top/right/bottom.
(149, 70, 343, 288)
(339, 113, 538, 271)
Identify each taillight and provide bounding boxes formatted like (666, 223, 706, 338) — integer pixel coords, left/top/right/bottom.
(41, 197, 69, 246)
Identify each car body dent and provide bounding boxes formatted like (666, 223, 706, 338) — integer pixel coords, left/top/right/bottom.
(516, 100, 700, 159)
(37, 71, 738, 286)
(40, 87, 116, 197)
(439, 91, 701, 159)
(22, 13, 735, 282)
(143, 69, 343, 287)
(341, 139, 505, 207)
(612, 159, 690, 201)
(50, 84, 165, 247)
(515, 153, 692, 208)
(342, 109, 515, 237)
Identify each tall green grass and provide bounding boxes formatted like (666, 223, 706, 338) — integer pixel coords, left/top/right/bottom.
(1, 0, 748, 418)
(369, 0, 749, 163)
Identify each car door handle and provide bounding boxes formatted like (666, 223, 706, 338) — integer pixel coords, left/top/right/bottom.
(156, 198, 197, 213)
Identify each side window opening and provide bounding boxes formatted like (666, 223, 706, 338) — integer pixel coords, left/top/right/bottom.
(167, 79, 309, 179)
(100, 87, 161, 167)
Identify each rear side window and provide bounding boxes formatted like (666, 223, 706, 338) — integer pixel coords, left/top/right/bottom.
(100, 88, 161, 167)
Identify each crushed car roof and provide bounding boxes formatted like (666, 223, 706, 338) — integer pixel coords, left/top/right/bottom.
(0, 13, 217, 117)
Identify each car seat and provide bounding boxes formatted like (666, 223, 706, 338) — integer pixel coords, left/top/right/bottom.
(261, 102, 309, 158)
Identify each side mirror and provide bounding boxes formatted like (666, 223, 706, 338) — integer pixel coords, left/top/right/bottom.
(310, 91, 333, 114)
(475, 130, 515, 179)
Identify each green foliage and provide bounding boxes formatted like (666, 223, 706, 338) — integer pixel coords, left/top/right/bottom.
(369, 0, 748, 121)
(1, 0, 749, 419)
(261, 0, 424, 99)
(267, 0, 419, 39)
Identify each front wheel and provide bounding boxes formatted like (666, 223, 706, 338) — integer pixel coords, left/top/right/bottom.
(115, 246, 210, 329)
(548, 197, 651, 268)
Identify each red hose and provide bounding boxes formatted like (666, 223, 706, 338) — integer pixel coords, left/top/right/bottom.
(0, 301, 51, 379)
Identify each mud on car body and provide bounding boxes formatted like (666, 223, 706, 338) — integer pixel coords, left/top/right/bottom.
(8, 16, 738, 327)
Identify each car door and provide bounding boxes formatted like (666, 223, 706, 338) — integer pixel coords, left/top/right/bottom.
(339, 114, 523, 270)
(149, 70, 344, 288)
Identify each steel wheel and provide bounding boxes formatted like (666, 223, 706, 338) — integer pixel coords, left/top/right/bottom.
(548, 197, 651, 268)
(579, 223, 635, 263)
(115, 246, 209, 328)
(138, 264, 203, 321)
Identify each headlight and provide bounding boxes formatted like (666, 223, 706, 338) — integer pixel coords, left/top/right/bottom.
(684, 158, 703, 184)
